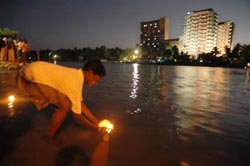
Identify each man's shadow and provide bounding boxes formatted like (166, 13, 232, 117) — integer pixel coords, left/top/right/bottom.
(55, 145, 90, 166)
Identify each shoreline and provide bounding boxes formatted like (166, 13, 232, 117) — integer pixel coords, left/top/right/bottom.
(1, 60, 248, 70)
(0, 61, 21, 70)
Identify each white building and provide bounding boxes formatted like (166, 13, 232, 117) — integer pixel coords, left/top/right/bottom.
(181, 8, 218, 58)
(216, 21, 234, 56)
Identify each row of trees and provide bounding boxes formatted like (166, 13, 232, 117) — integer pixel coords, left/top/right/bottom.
(37, 46, 123, 62)
(0, 28, 18, 37)
(139, 42, 250, 68)
(36, 43, 250, 68)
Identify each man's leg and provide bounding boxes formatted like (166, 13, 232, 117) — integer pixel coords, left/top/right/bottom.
(17, 69, 72, 137)
(45, 99, 71, 137)
(34, 83, 72, 137)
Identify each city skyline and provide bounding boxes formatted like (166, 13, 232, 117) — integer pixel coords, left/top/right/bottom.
(1, 0, 249, 50)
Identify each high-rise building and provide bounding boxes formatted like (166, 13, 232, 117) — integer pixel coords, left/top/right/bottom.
(182, 9, 218, 56)
(180, 8, 218, 57)
(216, 21, 234, 55)
(139, 8, 234, 59)
(140, 17, 169, 48)
(180, 8, 234, 57)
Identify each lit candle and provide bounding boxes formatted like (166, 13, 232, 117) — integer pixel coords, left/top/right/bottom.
(98, 119, 114, 134)
(8, 95, 15, 102)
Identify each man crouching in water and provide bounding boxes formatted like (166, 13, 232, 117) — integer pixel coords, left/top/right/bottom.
(17, 59, 106, 144)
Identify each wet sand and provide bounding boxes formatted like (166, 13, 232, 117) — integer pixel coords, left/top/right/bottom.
(0, 101, 106, 166)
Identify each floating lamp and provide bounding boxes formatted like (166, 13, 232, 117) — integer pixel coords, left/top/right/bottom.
(8, 95, 15, 102)
(98, 119, 114, 134)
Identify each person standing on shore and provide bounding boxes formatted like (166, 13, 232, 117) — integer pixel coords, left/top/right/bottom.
(0, 37, 8, 61)
(7, 37, 16, 62)
(15, 39, 23, 61)
(21, 40, 30, 64)
(17, 59, 107, 144)
(0, 37, 5, 61)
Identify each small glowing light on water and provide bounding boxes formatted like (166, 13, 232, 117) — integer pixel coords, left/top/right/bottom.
(8, 95, 16, 115)
(8, 95, 15, 102)
(106, 123, 114, 134)
(8, 103, 14, 108)
(98, 119, 114, 134)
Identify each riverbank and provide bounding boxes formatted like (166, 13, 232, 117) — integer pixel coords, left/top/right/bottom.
(0, 61, 21, 70)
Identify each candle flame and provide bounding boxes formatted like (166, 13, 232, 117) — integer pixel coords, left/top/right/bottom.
(98, 119, 114, 134)
(8, 95, 15, 102)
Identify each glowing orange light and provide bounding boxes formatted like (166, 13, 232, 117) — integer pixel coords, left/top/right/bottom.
(98, 119, 114, 134)
(8, 95, 15, 109)
(8, 95, 15, 102)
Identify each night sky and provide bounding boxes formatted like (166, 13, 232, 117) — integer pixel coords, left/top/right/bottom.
(1, 0, 250, 50)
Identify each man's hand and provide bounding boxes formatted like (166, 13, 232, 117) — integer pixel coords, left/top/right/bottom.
(102, 134, 110, 142)
(98, 127, 108, 134)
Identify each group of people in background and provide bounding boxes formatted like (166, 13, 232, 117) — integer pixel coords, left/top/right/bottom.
(0, 36, 30, 64)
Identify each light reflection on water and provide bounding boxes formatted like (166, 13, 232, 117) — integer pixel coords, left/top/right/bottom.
(0, 70, 31, 118)
(0, 70, 17, 117)
(91, 63, 249, 165)
(87, 63, 250, 146)
(8, 95, 15, 117)
(130, 63, 139, 99)
(173, 67, 229, 138)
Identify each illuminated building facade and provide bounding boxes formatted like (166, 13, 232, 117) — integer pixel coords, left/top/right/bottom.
(216, 21, 234, 55)
(180, 8, 218, 57)
(139, 9, 234, 58)
(140, 17, 169, 48)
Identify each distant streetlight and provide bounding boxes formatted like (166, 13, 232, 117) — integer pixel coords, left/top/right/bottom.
(134, 49, 139, 55)
(53, 54, 58, 64)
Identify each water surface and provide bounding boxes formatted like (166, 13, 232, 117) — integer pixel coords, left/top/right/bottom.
(1, 62, 250, 166)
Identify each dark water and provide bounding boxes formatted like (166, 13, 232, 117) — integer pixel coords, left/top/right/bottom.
(1, 62, 250, 166)
(58, 62, 250, 166)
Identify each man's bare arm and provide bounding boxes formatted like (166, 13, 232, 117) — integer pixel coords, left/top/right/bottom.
(80, 101, 99, 125)
(72, 113, 98, 130)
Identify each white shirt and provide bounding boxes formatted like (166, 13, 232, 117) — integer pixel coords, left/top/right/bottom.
(22, 61, 84, 114)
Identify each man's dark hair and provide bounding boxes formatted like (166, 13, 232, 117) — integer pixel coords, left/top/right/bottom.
(82, 59, 106, 76)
